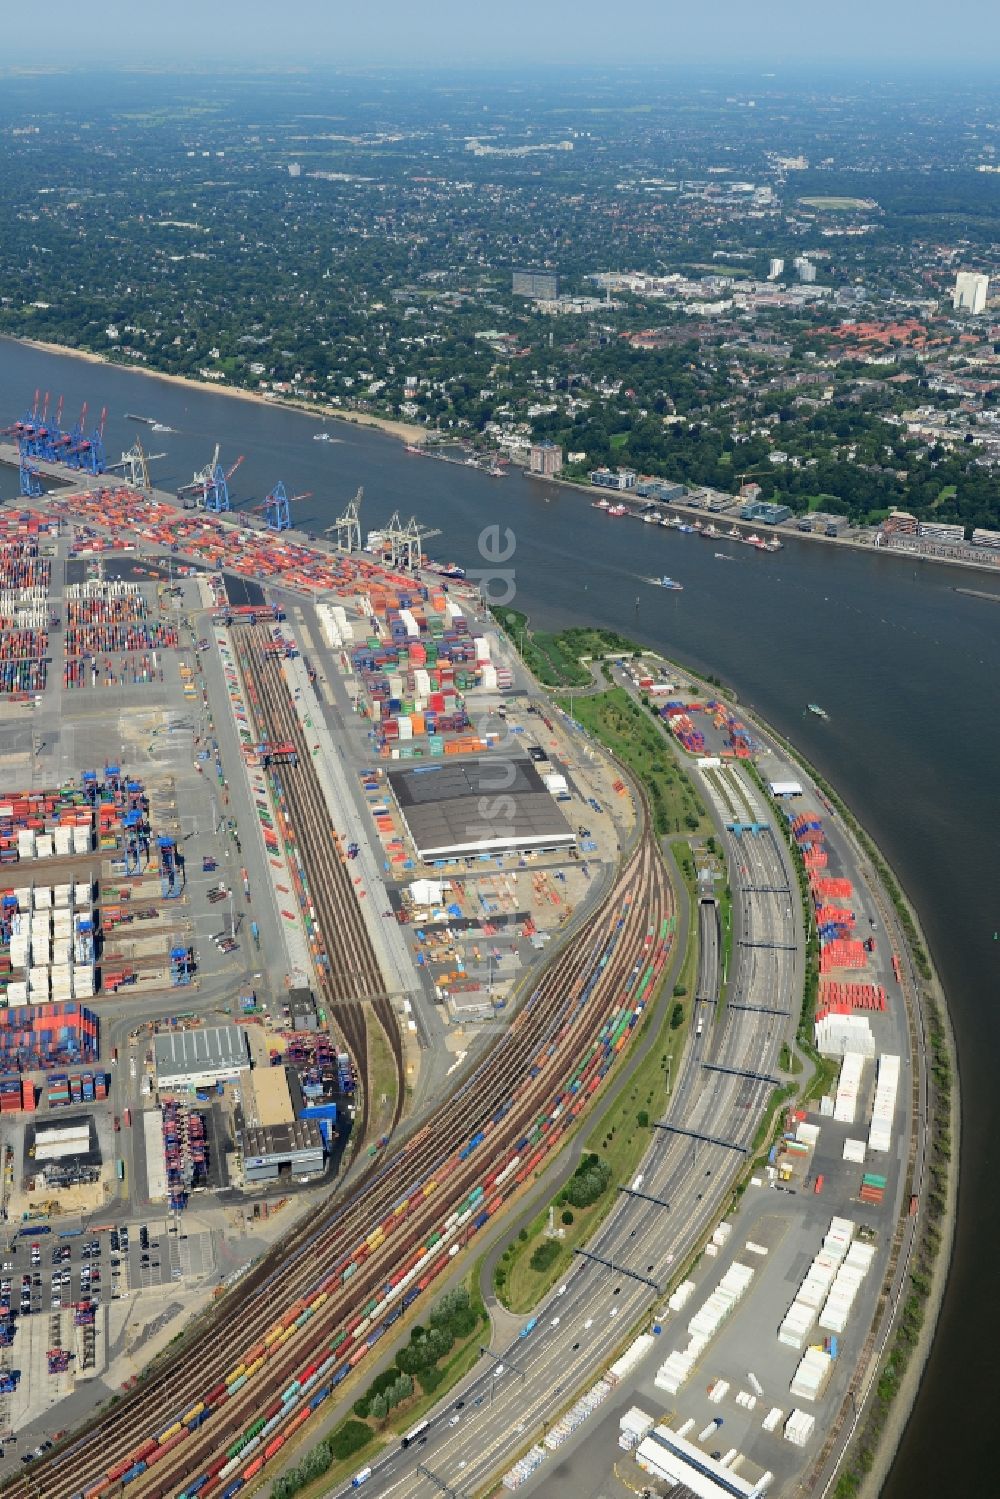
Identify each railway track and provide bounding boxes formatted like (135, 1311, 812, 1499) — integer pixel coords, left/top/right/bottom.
(239, 629, 404, 1140)
(2, 782, 670, 1499)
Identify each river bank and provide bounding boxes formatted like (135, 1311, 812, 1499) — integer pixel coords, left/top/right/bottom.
(516, 630, 958, 1498)
(534, 467, 1000, 582)
(737, 713, 958, 1499)
(8, 335, 428, 446)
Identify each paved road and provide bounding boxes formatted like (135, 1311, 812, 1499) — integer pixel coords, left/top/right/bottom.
(334, 767, 797, 1496)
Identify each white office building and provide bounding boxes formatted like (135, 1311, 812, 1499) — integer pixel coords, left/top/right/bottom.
(953, 271, 989, 314)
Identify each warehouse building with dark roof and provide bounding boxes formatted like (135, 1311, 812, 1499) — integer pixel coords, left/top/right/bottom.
(387, 757, 575, 863)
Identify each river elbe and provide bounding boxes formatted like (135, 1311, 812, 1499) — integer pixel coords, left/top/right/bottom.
(1, 338, 997, 1492)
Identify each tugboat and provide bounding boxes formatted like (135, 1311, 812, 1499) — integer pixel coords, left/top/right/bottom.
(807, 703, 829, 720)
(651, 576, 684, 590)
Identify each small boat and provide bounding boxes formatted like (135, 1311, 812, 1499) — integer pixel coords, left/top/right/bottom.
(487, 466, 506, 478)
(678, 523, 697, 534)
(807, 703, 829, 720)
(728, 525, 742, 539)
(764, 538, 783, 552)
(701, 523, 719, 539)
(593, 498, 611, 510)
(607, 504, 628, 517)
(150, 422, 174, 433)
(714, 551, 734, 561)
(314, 432, 333, 443)
(124, 413, 156, 425)
(651, 576, 683, 590)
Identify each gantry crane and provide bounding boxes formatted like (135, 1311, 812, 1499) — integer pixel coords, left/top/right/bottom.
(106, 438, 164, 492)
(176, 446, 244, 511)
(323, 486, 363, 553)
(253, 481, 311, 532)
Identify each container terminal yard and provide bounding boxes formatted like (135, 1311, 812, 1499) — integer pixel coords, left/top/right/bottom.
(0, 433, 924, 1499)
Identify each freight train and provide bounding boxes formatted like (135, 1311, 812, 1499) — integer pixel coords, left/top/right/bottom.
(68, 914, 674, 1499)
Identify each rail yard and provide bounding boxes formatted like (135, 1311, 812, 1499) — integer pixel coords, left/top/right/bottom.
(0, 452, 922, 1499)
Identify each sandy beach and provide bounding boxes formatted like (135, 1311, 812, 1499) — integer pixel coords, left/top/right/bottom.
(12, 336, 428, 446)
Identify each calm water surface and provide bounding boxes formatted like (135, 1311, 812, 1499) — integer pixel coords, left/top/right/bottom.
(2, 339, 998, 1492)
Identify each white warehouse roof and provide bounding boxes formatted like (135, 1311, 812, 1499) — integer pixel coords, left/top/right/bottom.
(637, 1423, 772, 1499)
(153, 1024, 249, 1085)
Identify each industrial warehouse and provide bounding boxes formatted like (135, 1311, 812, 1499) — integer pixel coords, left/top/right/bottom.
(387, 757, 575, 863)
(235, 1065, 328, 1183)
(152, 1024, 250, 1091)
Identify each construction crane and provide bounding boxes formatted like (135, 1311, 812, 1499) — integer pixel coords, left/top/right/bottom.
(253, 480, 311, 532)
(105, 438, 164, 491)
(323, 486, 363, 553)
(735, 466, 778, 503)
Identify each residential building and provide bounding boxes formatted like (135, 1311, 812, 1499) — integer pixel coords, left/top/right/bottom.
(528, 441, 563, 478)
(768, 258, 785, 280)
(590, 467, 637, 490)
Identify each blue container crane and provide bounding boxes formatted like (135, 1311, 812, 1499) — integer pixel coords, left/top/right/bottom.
(123, 810, 149, 876)
(18, 442, 42, 498)
(203, 454, 244, 512)
(255, 481, 311, 532)
(170, 946, 194, 987)
(158, 836, 181, 898)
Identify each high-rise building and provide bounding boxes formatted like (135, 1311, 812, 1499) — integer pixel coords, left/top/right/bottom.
(529, 441, 563, 478)
(287, 162, 302, 178)
(513, 268, 558, 300)
(953, 271, 989, 314)
(793, 257, 817, 284)
(768, 257, 785, 280)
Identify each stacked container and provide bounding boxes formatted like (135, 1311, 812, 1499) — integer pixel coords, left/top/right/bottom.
(868, 1053, 900, 1153)
(0, 1077, 22, 1115)
(0, 1002, 98, 1070)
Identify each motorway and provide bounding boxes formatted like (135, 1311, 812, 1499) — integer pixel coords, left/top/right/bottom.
(341, 766, 799, 1496)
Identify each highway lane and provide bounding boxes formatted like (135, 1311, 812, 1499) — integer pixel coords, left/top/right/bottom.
(345, 775, 798, 1496)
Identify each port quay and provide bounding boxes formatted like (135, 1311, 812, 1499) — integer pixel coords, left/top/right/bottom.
(0, 430, 955, 1499)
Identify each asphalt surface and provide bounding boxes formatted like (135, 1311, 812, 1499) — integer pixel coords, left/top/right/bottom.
(336, 767, 798, 1496)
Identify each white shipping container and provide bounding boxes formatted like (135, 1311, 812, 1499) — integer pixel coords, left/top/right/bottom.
(784, 1409, 816, 1447)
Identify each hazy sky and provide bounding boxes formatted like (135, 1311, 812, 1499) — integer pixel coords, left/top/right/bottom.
(4, 0, 1000, 67)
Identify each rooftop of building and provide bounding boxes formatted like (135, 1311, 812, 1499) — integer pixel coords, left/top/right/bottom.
(387, 756, 574, 860)
(153, 1023, 249, 1081)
